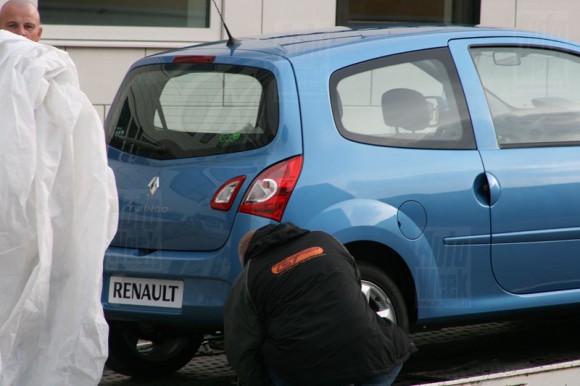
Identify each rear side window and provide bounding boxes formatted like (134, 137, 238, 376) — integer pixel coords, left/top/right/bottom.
(470, 46, 580, 148)
(330, 48, 475, 150)
(106, 63, 278, 159)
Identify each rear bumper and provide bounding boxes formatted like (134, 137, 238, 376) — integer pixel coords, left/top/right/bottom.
(102, 246, 233, 329)
(101, 215, 273, 329)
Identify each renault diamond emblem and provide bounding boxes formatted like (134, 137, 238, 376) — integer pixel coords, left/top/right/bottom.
(148, 176, 160, 197)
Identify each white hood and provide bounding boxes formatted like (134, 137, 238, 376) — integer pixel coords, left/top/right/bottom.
(0, 31, 118, 385)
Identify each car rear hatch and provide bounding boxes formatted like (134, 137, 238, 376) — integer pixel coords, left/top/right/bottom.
(105, 46, 302, 251)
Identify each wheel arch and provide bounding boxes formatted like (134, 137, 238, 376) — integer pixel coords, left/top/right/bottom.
(345, 240, 418, 325)
(301, 198, 421, 325)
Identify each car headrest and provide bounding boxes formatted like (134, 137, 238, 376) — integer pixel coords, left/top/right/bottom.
(382, 88, 430, 132)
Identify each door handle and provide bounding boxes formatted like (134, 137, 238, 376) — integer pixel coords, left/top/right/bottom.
(485, 172, 501, 206)
(474, 172, 501, 206)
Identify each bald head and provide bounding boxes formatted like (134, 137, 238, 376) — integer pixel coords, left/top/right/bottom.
(0, 0, 42, 41)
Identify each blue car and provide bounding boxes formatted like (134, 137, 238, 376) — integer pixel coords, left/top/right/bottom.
(102, 25, 580, 376)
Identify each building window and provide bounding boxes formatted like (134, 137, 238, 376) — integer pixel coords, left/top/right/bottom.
(38, 0, 219, 46)
(336, 0, 480, 26)
(39, 0, 209, 28)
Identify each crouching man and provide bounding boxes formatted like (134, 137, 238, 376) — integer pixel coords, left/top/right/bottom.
(225, 222, 415, 386)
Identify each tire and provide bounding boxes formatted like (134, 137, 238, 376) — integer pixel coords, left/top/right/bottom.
(358, 261, 409, 332)
(106, 323, 203, 378)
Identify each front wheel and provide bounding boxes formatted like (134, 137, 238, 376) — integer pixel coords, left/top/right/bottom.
(358, 262, 409, 332)
(106, 322, 203, 378)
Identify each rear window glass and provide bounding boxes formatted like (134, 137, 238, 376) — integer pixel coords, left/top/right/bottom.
(106, 63, 279, 159)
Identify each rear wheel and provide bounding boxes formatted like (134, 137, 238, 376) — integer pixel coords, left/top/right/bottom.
(106, 322, 203, 378)
(358, 261, 409, 331)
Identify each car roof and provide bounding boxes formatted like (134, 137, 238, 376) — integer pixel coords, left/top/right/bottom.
(165, 24, 569, 59)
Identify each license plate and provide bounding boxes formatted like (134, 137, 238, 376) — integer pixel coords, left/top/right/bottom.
(108, 276, 184, 308)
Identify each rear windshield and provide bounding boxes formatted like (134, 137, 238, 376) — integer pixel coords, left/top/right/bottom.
(106, 63, 279, 160)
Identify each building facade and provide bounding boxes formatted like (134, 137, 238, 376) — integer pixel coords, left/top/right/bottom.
(9, 0, 580, 121)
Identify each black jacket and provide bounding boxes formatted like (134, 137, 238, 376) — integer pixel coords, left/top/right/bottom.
(225, 223, 415, 386)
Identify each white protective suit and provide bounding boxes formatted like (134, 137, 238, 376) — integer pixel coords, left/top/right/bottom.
(0, 31, 119, 385)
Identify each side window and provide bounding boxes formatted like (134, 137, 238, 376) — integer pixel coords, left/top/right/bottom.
(470, 46, 580, 148)
(330, 48, 475, 150)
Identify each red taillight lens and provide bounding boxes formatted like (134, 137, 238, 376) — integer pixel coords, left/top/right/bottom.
(172, 55, 215, 64)
(211, 176, 246, 211)
(239, 156, 303, 221)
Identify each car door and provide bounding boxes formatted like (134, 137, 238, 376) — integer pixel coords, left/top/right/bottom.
(450, 37, 580, 294)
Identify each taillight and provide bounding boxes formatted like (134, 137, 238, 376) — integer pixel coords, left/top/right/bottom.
(239, 156, 303, 221)
(211, 176, 246, 211)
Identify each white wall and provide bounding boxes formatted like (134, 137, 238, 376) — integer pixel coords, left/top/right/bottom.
(480, 0, 580, 42)
(225, 0, 336, 37)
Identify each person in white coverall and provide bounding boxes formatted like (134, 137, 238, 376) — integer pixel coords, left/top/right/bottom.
(0, 30, 118, 386)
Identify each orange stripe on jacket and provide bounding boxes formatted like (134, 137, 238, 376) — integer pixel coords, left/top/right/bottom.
(271, 246, 325, 275)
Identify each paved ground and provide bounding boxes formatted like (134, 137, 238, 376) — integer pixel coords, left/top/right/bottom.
(396, 313, 580, 384)
(100, 353, 237, 386)
(99, 312, 580, 385)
